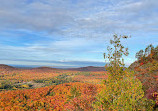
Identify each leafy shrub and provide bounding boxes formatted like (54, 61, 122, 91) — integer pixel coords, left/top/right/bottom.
(93, 71, 155, 110)
(93, 35, 155, 110)
(0, 81, 12, 89)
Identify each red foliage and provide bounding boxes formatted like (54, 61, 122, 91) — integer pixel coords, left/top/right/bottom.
(140, 62, 144, 66)
(0, 82, 103, 110)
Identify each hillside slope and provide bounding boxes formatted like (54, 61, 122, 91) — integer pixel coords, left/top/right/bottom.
(128, 45, 158, 108)
(67, 66, 105, 71)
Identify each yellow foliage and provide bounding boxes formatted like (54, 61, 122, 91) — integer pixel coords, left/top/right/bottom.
(20, 84, 29, 88)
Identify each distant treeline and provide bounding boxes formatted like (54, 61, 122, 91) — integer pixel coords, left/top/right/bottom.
(135, 44, 158, 64)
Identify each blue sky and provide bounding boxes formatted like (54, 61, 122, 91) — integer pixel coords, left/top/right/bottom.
(0, 0, 157, 68)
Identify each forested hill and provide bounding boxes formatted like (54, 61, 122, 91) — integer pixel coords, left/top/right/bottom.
(129, 44, 158, 70)
(66, 66, 105, 71)
(129, 44, 158, 108)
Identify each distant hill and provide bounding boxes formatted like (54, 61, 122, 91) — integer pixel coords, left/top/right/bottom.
(31, 66, 59, 71)
(32, 66, 58, 70)
(66, 66, 105, 71)
(32, 66, 106, 72)
(0, 64, 106, 71)
(0, 64, 17, 70)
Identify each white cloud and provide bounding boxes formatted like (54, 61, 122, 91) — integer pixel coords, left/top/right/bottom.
(0, 60, 75, 67)
(0, 0, 157, 36)
(0, 37, 106, 62)
(0, 0, 157, 67)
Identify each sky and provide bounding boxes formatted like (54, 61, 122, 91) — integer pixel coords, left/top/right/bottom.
(0, 0, 157, 68)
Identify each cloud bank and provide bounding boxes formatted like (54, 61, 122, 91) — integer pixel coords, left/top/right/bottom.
(0, 0, 157, 67)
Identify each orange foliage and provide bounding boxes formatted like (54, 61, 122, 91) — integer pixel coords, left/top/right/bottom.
(0, 82, 104, 111)
(0, 69, 78, 82)
(73, 71, 107, 84)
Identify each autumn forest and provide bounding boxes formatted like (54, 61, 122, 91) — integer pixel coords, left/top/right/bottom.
(0, 35, 157, 111)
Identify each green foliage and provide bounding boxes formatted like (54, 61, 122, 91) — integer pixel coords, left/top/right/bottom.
(0, 80, 12, 89)
(93, 34, 155, 110)
(33, 74, 76, 86)
(135, 49, 144, 60)
(135, 44, 158, 62)
(103, 34, 129, 80)
(49, 91, 55, 96)
(68, 86, 81, 99)
(34, 79, 45, 83)
(93, 71, 155, 110)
